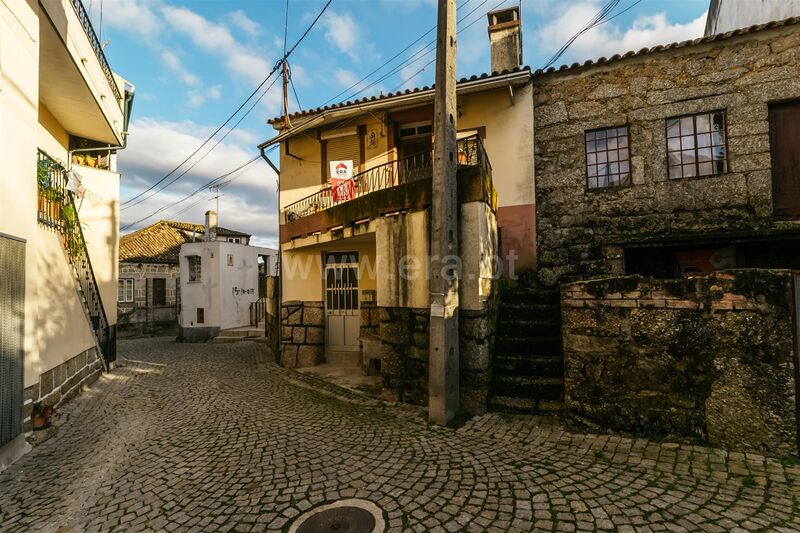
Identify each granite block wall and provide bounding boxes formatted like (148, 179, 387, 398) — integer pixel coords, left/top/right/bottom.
(280, 301, 324, 368)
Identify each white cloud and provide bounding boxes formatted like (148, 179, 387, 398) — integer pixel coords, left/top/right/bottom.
(118, 117, 278, 244)
(101, 0, 161, 36)
(161, 51, 200, 86)
(226, 10, 261, 38)
(322, 11, 364, 61)
(161, 6, 272, 87)
(536, 2, 707, 67)
(334, 68, 360, 88)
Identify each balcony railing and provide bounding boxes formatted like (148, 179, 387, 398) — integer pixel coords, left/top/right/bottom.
(69, 0, 123, 104)
(283, 134, 492, 222)
(37, 150, 71, 232)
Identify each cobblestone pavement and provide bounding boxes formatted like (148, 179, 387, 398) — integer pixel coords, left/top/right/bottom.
(1, 337, 799, 532)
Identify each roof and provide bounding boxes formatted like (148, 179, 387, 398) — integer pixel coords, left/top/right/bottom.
(119, 220, 251, 264)
(533, 16, 800, 78)
(266, 66, 532, 126)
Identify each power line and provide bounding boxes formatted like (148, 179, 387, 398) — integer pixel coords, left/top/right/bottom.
(541, 0, 622, 69)
(120, 0, 333, 209)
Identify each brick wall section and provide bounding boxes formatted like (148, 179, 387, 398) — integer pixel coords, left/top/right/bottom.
(561, 270, 798, 456)
(22, 347, 103, 431)
(533, 26, 800, 286)
(280, 301, 324, 368)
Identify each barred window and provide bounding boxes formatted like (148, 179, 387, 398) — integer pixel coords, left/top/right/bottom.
(585, 126, 631, 189)
(118, 279, 134, 303)
(667, 111, 727, 179)
(188, 255, 201, 282)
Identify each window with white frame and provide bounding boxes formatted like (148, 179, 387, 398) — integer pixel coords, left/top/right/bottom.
(118, 278, 134, 303)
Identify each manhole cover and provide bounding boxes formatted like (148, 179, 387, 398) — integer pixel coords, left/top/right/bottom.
(289, 499, 385, 533)
(296, 506, 375, 532)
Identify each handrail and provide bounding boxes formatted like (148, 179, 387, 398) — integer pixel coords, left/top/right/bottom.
(283, 134, 491, 222)
(68, 0, 123, 105)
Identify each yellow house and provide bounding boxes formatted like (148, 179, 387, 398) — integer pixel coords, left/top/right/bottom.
(257, 7, 534, 414)
(0, 0, 134, 455)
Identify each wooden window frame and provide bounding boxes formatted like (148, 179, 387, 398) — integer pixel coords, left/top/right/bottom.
(584, 125, 632, 191)
(665, 110, 728, 180)
(118, 278, 134, 303)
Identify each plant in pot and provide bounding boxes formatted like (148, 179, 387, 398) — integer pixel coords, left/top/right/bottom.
(31, 402, 53, 430)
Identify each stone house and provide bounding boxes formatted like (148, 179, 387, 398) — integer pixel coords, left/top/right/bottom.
(1, 0, 134, 458)
(118, 217, 251, 335)
(258, 7, 533, 415)
(534, 17, 800, 287)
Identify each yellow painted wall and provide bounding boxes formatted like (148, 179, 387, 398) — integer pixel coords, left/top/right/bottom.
(282, 237, 377, 304)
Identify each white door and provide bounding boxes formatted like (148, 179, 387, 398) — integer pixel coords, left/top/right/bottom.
(325, 253, 360, 352)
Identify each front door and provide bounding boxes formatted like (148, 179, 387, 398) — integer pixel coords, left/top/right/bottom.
(324, 252, 360, 353)
(0, 234, 25, 448)
(769, 101, 800, 219)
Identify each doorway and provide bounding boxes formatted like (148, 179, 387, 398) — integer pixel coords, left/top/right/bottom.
(324, 252, 360, 354)
(769, 100, 800, 219)
(0, 234, 25, 448)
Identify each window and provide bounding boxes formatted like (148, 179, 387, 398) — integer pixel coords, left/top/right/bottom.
(227, 254, 234, 266)
(666, 111, 727, 179)
(152, 278, 166, 306)
(188, 255, 201, 282)
(227, 238, 240, 243)
(118, 279, 134, 303)
(398, 122, 433, 140)
(585, 126, 631, 189)
(196, 308, 204, 324)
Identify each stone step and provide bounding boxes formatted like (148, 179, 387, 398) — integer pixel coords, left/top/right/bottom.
(492, 355, 564, 377)
(500, 289, 560, 306)
(496, 318, 562, 337)
(495, 336, 563, 356)
(220, 328, 263, 338)
(212, 336, 244, 344)
(488, 395, 564, 414)
(498, 303, 562, 321)
(491, 375, 564, 400)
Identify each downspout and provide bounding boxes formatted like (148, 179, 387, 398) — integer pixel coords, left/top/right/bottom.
(259, 144, 282, 362)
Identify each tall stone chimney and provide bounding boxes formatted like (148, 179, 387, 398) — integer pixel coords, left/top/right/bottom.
(487, 6, 522, 73)
(204, 210, 217, 242)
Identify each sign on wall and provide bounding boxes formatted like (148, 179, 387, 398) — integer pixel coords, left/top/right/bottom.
(329, 160, 355, 202)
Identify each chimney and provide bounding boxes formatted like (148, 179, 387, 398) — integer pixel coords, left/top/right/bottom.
(204, 210, 217, 242)
(487, 6, 522, 73)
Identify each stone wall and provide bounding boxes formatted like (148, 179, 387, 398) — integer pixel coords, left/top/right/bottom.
(561, 270, 798, 456)
(534, 25, 800, 286)
(23, 346, 103, 431)
(118, 262, 180, 334)
(280, 301, 324, 368)
(460, 303, 497, 416)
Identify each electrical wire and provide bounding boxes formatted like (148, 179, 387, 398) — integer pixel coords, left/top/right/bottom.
(120, 0, 333, 209)
(541, 0, 622, 69)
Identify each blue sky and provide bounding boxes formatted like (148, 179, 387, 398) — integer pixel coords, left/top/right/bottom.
(96, 0, 710, 246)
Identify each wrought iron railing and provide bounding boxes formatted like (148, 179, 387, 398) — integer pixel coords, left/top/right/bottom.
(68, 0, 123, 104)
(250, 296, 266, 326)
(283, 134, 492, 222)
(36, 149, 114, 364)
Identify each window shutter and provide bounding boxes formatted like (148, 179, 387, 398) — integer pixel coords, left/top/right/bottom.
(325, 134, 360, 181)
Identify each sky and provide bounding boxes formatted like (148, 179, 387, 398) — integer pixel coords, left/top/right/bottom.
(94, 0, 710, 247)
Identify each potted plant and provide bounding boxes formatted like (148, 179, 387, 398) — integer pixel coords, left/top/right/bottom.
(31, 403, 53, 430)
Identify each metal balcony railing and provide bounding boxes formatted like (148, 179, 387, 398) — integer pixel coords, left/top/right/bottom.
(283, 134, 492, 222)
(69, 0, 123, 104)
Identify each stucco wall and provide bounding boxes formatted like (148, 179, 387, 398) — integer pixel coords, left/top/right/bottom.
(706, 0, 800, 36)
(533, 26, 800, 286)
(562, 271, 798, 457)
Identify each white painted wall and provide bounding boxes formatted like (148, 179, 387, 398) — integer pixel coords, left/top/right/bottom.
(706, 0, 800, 35)
(179, 242, 275, 331)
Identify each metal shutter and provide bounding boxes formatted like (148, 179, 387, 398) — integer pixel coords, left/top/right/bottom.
(326, 134, 360, 180)
(0, 234, 25, 447)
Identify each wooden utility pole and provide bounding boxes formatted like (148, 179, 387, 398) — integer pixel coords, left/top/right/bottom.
(281, 60, 292, 129)
(428, 0, 459, 426)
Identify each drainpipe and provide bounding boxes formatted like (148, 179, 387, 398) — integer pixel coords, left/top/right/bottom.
(259, 145, 282, 361)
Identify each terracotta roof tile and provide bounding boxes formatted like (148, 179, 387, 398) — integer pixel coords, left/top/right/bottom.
(119, 220, 251, 264)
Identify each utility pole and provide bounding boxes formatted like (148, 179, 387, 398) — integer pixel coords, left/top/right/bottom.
(209, 184, 223, 224)
(428, 0, 459, 426)
(281, 60, 292, 129)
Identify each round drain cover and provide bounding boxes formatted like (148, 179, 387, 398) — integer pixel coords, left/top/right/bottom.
(296, 506, 375, 533)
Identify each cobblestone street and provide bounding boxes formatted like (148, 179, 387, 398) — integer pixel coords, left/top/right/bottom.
(1, 337, 799, 532)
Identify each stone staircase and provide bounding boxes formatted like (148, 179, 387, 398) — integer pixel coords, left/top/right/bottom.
(489, 287, 564, 413)
(212, 324, 266, 344)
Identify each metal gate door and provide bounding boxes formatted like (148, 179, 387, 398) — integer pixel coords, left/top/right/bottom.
(324, 252, 360, 352)
(0, 234, 25, 448)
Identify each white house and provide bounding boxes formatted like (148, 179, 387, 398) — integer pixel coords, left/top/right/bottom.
(178, 211, 276, 341)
